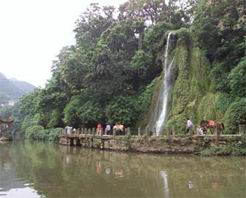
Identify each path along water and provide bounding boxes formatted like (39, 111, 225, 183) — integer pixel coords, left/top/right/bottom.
(0, 142, 245, 198)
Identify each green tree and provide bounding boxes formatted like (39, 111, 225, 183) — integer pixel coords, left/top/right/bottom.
(229, 58, 246, 97)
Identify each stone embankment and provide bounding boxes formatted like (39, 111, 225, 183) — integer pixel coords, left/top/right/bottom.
(59, 133, 243, 154)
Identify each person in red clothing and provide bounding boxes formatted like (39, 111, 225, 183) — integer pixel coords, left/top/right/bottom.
(208, 120, 215, 127)
(96, 123, 103, 136)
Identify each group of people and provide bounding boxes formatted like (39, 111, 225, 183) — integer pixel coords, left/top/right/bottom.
(186, 118, 204, 135)
(186, 118, 205, 135)
(96, 122, 125, 136)
(64, 122, 125, 136)
(65, 118, 220, 137)
(186, 118, 223, 135)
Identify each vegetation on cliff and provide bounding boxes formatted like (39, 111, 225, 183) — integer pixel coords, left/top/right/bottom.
(12, 0, 246, 139)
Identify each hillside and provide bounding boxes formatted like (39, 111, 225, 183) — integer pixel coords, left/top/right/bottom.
(0, 73, 35, 105)
(10, 79, 36, 94)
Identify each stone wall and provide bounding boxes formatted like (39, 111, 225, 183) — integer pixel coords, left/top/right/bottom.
(59, 134, 243, 155)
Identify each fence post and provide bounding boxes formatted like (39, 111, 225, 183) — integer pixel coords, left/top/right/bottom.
(92, 128, 96, 136)
(239, 124, 246, 134)
(167, 130, 170, 143)
(138, 128, 141, 136)
(215, 127, 219, 145)
(100, 128, 103, 137)
(170, 128, 175, 136)
(126, 127, 131, 136)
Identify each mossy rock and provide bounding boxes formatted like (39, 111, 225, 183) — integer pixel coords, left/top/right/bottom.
(167, 38, 211, 132)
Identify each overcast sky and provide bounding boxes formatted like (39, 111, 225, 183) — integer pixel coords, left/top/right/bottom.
(0, 0, 126, 87)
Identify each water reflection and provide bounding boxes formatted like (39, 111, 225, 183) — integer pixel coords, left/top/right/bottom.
(0, 144, 42, 198)
(0, 142, 246, 198)
(0, 187, 41, 198)
(160, 171, 169, 198)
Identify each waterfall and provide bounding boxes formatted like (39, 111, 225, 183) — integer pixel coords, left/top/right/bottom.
(155, 32, 175, 136)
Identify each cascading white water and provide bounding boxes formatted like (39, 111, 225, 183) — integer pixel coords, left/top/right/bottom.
(155, 32, 174, 136)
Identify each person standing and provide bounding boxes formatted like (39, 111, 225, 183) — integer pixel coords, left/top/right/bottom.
(96, 123, 102, 136)
(105, 123, 111, 135)
(65, 126, 73, 135)
(186, 118, 193, 134)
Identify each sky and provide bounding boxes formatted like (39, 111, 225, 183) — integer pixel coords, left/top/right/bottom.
(0, 0, 127, 87)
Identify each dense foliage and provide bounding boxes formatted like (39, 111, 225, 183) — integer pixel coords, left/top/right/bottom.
(14, 0, 192, 132)
(13, 0, 246, 139)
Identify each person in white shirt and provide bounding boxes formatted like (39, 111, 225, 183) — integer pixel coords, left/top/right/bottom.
(196, 126, 204, 135)
(186, 118, 193, 134)
(65, 126, 73, 135)
(105, 123, 111, 135)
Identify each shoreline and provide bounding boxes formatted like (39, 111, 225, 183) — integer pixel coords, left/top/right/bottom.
(59, 134, 245, 156)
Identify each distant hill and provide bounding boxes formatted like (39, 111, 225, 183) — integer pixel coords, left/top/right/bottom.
(0, 73, 36, 105)
(10, 79, 36, 94)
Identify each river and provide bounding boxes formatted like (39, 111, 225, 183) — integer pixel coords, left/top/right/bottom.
(0, 142, 245, 198)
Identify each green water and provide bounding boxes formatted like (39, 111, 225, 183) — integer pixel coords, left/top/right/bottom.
(0, 142, 245, 198)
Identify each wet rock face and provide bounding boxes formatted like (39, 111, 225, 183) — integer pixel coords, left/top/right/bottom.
(144, 30, 212, 134)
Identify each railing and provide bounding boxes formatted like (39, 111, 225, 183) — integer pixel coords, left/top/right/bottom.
(63, 126, 244, 138)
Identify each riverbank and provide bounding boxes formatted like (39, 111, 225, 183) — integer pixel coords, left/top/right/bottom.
(59, 134, 246, 156)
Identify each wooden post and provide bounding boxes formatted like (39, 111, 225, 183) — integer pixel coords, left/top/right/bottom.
(127, 127, 131, 136)
(189, 128, 193, 136)
(138, 128, 141, 136)
(215, 127, 219, 146)
(239, 124, 246, 134)
(145, 127, 148, 135)
(92, 128, 96, 135)
(153, 127, 156, 136)
(167, 130, 171, 144)
(172, 128, 176, 136)
(92, 137, 94, 148)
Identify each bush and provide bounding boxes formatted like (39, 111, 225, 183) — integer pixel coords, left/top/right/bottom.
(106, 96, 139, 126)
(137, 78, 157, 113)
(143, 22, 173, 53)
(47, 128, 63, 142)
(176, 28, 191, 45)
(47, 109, 63, 128)
(200, 146, 231, 156)
(130, 50, 152, 69)
(224, 98, 246, 133)
(215, 93, 234, 113)
(64, 96, 84, 127)
(228, 58, 246, 97)
(64, 96, 103, 127)
(25, 125, 44, 140)
(25, 126, 63, 142)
